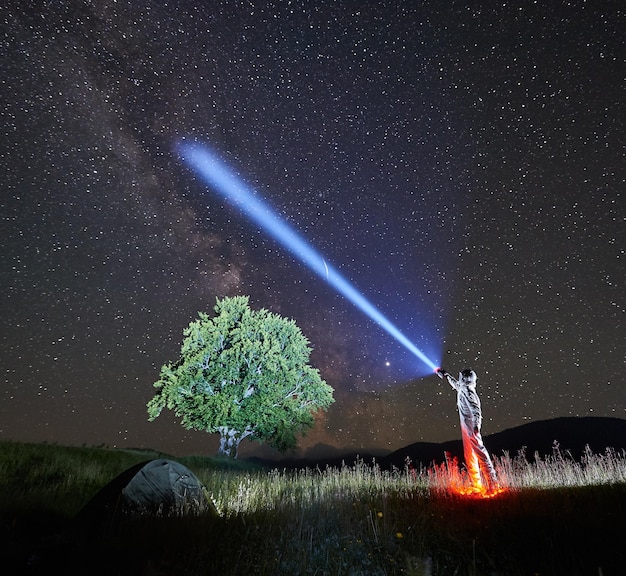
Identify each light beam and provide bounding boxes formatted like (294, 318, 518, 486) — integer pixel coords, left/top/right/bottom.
(177, 141, 439, 374)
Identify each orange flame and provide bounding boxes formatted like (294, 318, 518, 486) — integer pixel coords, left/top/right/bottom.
(427, 454, 508, 499)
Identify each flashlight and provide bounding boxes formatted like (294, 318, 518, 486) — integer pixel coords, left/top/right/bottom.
(435, 367, 449, 379)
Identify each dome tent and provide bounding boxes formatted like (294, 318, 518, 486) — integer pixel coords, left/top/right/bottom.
(23, 460, 215, 573)
(76, 458, 213, 531)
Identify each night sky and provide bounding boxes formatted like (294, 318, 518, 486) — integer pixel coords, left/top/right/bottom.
(1, 1, 623, 460)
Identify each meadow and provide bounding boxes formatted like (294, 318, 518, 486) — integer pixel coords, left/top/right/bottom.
(1, 440, 625, 575)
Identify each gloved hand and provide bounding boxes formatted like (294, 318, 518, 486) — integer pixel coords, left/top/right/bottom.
(436, 367, 449, 379)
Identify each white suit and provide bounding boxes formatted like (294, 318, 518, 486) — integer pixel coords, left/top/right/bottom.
(443, 369, 498, 490)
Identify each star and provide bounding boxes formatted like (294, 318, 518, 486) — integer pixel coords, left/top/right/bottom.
(0, 0, 622, 457)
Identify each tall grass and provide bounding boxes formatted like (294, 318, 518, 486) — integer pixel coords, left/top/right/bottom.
(1, 440, 625, 575)
(495, 443, 626, 488)
(203, 458, 422, 517)
(0, 441, 164, 514)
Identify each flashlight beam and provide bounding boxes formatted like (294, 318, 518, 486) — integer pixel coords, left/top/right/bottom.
(177, 142, 438, 373)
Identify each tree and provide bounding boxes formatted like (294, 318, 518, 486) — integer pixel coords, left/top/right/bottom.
(147, 296, 334, 458)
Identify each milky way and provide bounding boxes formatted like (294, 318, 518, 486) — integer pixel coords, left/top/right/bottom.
(1, 1, 623, 459)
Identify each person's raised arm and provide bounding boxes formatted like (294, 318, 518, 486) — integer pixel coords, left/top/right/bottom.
(436, 367, 458, 389)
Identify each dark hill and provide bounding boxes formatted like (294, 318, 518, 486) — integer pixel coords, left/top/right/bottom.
(250, 417, 626, 470)
(381, 416, 626, 469)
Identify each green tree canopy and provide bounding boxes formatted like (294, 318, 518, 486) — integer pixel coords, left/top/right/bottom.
(147, 296, 334, 458)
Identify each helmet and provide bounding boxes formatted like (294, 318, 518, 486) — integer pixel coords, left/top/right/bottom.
(460, 369, 477, 385)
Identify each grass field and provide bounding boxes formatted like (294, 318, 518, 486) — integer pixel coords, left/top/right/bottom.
(1, 440, 625, 575)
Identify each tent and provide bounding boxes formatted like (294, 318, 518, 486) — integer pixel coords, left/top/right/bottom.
(75, 459, 214, 532)
(22, 460, 215, 572)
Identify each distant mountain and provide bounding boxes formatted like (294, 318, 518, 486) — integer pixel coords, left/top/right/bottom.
(380, 416, 626, 469)
(248, 417, 626, 470)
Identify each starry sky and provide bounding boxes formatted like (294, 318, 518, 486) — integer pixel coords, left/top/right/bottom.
(1, 1, 623, 459)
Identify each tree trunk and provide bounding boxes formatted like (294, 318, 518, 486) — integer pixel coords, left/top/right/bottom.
(217, 426, 253, 458)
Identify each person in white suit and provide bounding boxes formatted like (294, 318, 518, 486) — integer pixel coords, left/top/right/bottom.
(437, 368, 498, 492)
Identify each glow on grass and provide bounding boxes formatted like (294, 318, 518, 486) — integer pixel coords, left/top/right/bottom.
(427, 455, 508, 499)
(177, 141, 440, 375)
